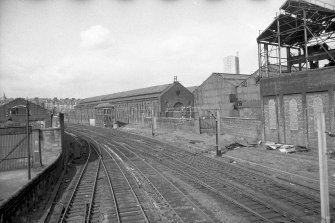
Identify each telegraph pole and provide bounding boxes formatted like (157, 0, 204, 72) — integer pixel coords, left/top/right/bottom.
(26, 99, 31, 180)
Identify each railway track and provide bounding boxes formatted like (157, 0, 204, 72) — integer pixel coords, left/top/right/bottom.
(58, 143, 100, 222)
(107, 139, 301, 223)
(56, 130, 149, 223)
(70, 128, 216, 222)
(129, 136, 331, 217)
(67, 125, 318, 222)
(103, 143, 214, 223)
(96, 126, 335, 221)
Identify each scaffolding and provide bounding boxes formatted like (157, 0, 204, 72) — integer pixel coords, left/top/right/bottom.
(257, 0, 335, 78)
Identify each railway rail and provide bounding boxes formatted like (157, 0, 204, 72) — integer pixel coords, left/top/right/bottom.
(55, 130, 149, 223)
(93, 125, 335, 220)
(69, 128, 215, 222)
(67, 124, 325, 222)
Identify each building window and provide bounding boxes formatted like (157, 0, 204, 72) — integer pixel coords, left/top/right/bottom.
(229, 94, 237, 103)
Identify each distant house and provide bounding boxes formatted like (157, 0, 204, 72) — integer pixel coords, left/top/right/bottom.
(194, 73, 249, 117)
(0, 98, 52, 128)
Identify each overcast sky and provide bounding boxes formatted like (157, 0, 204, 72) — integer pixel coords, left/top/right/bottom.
(1, 0, 333, 99)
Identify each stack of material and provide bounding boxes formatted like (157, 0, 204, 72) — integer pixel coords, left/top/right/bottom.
(265, 142, 282, 150)
(264, 142, 309, 153)
(278, 144, 295, 153)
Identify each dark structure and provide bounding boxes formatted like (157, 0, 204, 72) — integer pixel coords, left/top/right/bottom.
(0, 98, 52, 128)
(74, 80, 194, 125)
(258, 0, 335, 149)
(257, 0, 335, 77)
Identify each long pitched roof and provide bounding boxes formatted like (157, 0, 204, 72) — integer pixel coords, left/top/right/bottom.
(102, 84, 172, 101)
(78, 83, 173, 105)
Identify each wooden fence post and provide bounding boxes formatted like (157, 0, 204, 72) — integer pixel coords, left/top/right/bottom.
(317, 112, 330, 223)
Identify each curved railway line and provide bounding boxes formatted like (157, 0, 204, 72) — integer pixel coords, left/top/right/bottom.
(55, 131, 150, 223)
(101, 126, 335, 217)
(63, 124, 333, 222)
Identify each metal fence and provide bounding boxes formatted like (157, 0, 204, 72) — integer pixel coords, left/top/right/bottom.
(0, 127, 34, 171)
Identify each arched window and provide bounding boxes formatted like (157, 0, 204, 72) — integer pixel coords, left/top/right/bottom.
(173, 102, 184, 110)
(289, 99, 298, 130)
(269, 99, 277, 130)
(313, 97, 323, 132)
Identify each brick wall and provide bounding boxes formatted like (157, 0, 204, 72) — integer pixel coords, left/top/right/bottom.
(221, 117, 262, 142)
(144, 117, 196, 132)
(306, 92, 335, 149)
(283, 94, 305, 146)
(160, 82, 194, 116)
(261, 67, 335, 149)
(263, 96, 280, 143)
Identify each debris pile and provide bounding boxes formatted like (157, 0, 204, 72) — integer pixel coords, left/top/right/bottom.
(264, 142, 309, 153)
(225, 142, 246, 151)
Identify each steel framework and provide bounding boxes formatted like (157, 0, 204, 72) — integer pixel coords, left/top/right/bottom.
(257, 0, 335, 77)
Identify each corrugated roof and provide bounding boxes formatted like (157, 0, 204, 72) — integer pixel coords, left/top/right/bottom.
(101, 83, 172, 101)
(215, 73, 250, 80)
(78, 94, 110, 104)
(78, 83, 173, 105)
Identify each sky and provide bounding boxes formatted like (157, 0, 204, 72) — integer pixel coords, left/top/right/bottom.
(0, 0, 333, 99)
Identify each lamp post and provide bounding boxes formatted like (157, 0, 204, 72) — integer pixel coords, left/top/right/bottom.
(11, 100, 31, 180)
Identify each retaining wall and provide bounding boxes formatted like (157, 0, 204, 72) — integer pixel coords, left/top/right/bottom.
(144, 117, 196, 132)
(221, 117, 262, 142)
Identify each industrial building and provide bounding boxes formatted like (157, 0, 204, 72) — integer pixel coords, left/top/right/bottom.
(193, 73, 249, 117)
(73, 80, 194, 126)
(0, 98, 52, 128)
(257, 0, 335, 149)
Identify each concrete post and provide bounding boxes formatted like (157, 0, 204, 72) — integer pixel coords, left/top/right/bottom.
(151, 109, 155, 137)
(216, 111, 221, 156)
(194, 112, 200, 134)
(317, 112, 330, 223)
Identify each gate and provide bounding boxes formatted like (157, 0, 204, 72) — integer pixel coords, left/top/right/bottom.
(0, 127, 33, 171)
(199, 117, 216, 134)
